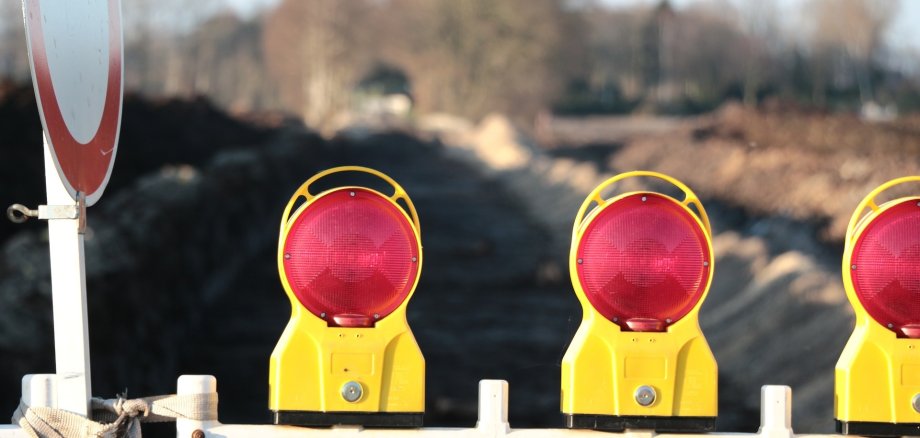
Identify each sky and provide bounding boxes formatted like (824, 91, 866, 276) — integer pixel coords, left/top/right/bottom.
(224, 0, 279, 17)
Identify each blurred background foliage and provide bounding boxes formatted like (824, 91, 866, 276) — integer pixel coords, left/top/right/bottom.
(1, 0, 916, 130)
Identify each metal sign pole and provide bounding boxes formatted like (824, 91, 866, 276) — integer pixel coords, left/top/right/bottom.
(43, 134, 92, 417)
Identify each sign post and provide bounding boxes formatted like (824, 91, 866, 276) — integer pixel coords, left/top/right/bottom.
(42, 138, 92, 416)
(20, 0, 124, 417)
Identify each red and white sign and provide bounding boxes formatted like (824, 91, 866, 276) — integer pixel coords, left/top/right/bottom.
(23, 0, 123, 206)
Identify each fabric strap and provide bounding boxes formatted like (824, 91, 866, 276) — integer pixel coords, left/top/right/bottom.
(11, 393, 217, 438)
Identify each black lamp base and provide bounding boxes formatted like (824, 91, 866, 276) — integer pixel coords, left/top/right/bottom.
(565, 414, 716, 432)
(273, 410, 423, 428)
(836, 419, 920, 437)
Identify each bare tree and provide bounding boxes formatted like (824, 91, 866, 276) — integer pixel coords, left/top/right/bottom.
(0, 0, 31, 81)
(665, 2, 748, 106)
(122, 0, 225, 96)
(807, 0, 900, 103)
(737, 0, 781, 107)
(383, 0, 580, 122)
(263, 0, 375, 131)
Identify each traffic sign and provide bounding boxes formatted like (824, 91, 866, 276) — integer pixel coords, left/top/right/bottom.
(23, 0, 123, 206)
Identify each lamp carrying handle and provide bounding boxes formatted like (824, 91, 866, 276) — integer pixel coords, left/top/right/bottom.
(572, 171, 711, 240)
(845, 176, 920, 245)
(279, 166, 421, 242)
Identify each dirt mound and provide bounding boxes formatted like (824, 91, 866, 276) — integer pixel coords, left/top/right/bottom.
(0, 81, 272, 246)
(447, 113, 536, 171)
(605, 103, 920, 241)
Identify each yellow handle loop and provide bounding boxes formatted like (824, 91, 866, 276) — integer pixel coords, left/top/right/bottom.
(279, 166, 422, 243)
(572, 171, 711, 240)
(845, 176, 920, 245)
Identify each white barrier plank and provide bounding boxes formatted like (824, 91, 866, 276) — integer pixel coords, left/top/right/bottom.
(173, 377, 807, 438)
(0, 426, 30, 438)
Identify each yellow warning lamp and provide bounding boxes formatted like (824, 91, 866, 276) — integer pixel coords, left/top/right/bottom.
(269, 166, 425, 427)
(835, 176, 920, 436)
(562, 171, 717, 432)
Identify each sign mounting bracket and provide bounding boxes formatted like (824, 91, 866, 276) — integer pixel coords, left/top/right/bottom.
(8, 196, 86, 227)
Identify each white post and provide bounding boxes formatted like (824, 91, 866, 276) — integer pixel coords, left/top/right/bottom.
(22, 374, 58, 409)
(177, 375, 219, 437)
(44, 136, 91, 417)
(757, 385, 793, 438)
(476, 380, 510, 434)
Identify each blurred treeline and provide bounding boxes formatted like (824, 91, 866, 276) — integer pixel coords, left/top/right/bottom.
(0, 0, 918, 130)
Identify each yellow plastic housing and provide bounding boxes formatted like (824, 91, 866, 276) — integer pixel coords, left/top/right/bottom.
(269, 166, 425, 414)
(835, 176, 920, 425)
(561, 171, 717, 419)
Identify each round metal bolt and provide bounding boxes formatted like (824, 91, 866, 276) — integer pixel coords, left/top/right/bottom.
(912, 393, 920, 413)
(411, 256, 418, 262)
(665, 318, 672, 323)
(349, 191, 356, 197)
(641, 196, 647, 202)
(888, 323, 895, 329)
(577, 258, 583, 264)
(916, 201, 920, 207)
(851, 264, 857, 270)
(612, 317, 619, 322)
(635, 385, 656, 407)
(320, 312, 327, 319)
(341, 381, 363, 403)
(373, 313, 380, 320)
(284, 253, 291, 260)
(192, 430, 205, 438)
(703, 261, 709, 267)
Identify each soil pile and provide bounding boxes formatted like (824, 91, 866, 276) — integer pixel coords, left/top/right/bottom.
(547, 102, 920, 241)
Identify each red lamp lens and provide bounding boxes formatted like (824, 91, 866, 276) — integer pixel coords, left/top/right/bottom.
(851, 199, 920, 338)
(282, 188, 420, 326)
(576, 193, 710, 331)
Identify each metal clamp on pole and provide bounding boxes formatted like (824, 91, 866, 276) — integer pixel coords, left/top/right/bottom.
(7, 193, 87, 233)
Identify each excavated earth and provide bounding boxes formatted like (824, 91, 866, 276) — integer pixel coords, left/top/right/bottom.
(2, 86, 919, 434)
